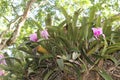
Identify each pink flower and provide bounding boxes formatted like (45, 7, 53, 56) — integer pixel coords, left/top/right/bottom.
(0, 54, 6, 65)
(0, 70, 5, 76)
(40, 29, 49, 39)
(0, 54, 6, 76)
(29, 33, 38, 42)
(92, 27, 104, 39)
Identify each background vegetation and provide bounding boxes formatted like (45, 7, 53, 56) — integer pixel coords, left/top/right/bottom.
(0, 0, 120, 80)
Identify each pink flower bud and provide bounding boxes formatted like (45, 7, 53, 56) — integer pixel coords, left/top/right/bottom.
(40, 29, 49, 39)
(0, 70, 5, 76)
(29, 33, 38, 42)
(0, 54, 6, 65)
(0, 54, 6, 76)
(92, 27, 104, 39)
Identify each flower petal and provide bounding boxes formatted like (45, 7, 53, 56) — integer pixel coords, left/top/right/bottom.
(40, 29, 49, 39)
(92, 27, 104, 39)
(29, 33, 38, 42)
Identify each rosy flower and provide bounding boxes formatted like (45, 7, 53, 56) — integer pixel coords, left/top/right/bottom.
(40, 29, 49, 39)
(0, 54, 6, 76)
(29, 33, 38, 42)
(92, 27, 104, 39)
(0, 54, 6, 65)
(0, 70, 5, 76)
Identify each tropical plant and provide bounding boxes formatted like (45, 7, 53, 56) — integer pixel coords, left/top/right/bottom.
(0, 0, 120, 80)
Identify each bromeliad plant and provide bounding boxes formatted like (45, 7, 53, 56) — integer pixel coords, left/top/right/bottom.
(1, 6, 120, 80)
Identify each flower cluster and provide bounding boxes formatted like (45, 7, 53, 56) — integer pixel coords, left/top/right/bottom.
(92, 27, 105, 39)
(29, 27, 104, 42)
(29, 29, 49, 42)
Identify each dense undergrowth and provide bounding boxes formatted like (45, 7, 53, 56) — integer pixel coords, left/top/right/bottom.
(1, 3, 120, 80)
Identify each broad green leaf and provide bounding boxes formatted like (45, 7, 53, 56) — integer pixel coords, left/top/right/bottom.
(96, 16, 101, 27)
(57, 59, 64, 70)
(98, 69, 113, 80)
(45, 13, 52, 27)
(89, 6, 96, 22)
(106, 44, 120, 54)
(72, 8, 82, 27)
(87, 44, 99, 56)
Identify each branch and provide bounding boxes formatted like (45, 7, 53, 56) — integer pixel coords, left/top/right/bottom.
(6, 0, 36, 45)
(9, 16, 21, 31)
(0, 16, 21, 42)
(0, 0, 36, 50)
(11, 4, 19, 16)
(3, 16, 10, 22)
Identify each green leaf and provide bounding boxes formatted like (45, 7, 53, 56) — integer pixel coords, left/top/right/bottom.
(72, 8, 82, 27)
(56, 59, 64, 70)
(87, 44, 99, 56)
(98, 69, 113, 80)
(31, 19, 42, 29)
(58, 20, 66, 28)
(43, 70, 54, 80)
(96, 16, 101, 27)
(45, 13, 52, 27)
(59, 6, 71, 23)
(89, 6, 96, 22)
(105, 55, 118, 66)
(39, 54, 53, 63)
(81, 48, 94, 65)
(106, 46, 120, 54)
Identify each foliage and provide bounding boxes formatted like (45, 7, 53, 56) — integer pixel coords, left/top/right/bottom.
(0, 0, 120, 80)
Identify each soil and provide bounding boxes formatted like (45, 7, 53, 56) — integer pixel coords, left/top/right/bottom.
(28, 53, 120, 80)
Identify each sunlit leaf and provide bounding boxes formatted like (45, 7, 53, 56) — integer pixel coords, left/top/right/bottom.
(72, 52, 80, 60)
